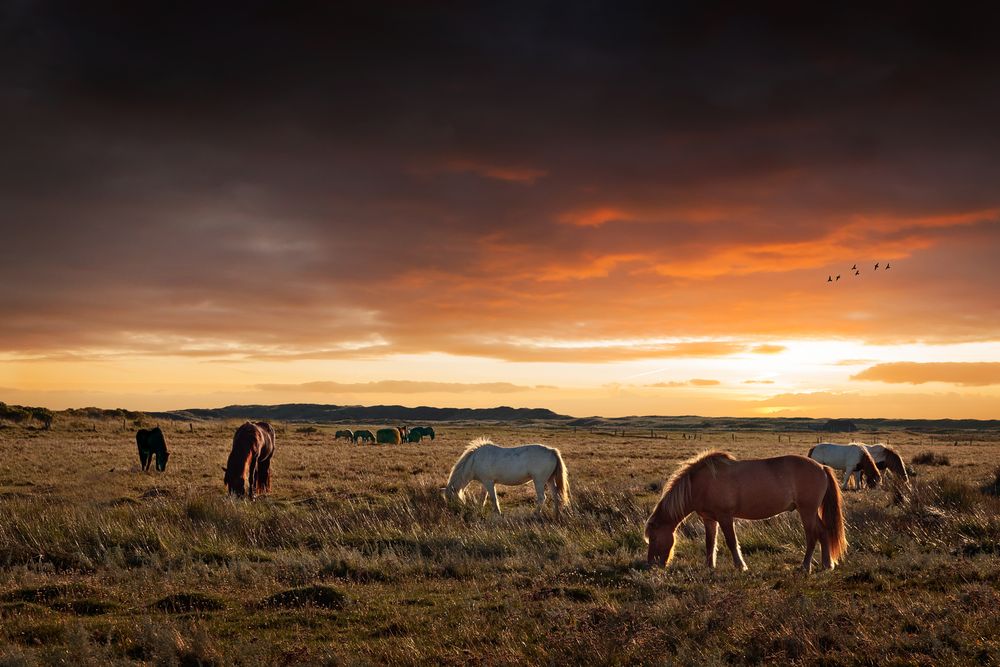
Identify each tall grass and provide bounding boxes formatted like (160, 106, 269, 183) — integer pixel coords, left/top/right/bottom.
(1, 422, 1000, 663)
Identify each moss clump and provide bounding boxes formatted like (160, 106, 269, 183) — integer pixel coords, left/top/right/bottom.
(261, 585, 347, 610)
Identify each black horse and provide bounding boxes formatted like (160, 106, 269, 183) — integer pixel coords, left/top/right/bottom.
(136, 427, 170, 471)
(409, 426, 436, 441)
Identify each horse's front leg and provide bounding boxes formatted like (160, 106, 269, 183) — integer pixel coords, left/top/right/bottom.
(700, 514, 719, 568)
(483, 481, 501, 514)
(247, 453, 258, 500)
(719, 517, 747, 571)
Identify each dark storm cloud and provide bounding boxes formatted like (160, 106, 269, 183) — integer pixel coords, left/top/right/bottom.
(2, 2, 1000, 359)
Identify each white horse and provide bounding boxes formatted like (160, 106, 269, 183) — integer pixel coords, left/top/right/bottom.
(442, 438, 570, 514)
(807, 443, 882, 490)
(858, 442, 909, 484)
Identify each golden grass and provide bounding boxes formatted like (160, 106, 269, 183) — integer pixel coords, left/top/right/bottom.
(0, 419, 999, 664)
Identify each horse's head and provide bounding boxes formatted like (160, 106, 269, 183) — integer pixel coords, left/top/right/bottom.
(644, 521, 675, 568)
(861, 461, 882, 489)
(441, 484, 465, 504)
(155, 450, 170, 472)
(223, 465, 245, 497)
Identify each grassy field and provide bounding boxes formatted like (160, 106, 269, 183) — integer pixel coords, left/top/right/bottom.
(1, 419, 999, 665)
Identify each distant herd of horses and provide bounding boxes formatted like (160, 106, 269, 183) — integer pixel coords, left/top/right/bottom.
(136, 422, 910, 573)
(334, 426, 436, 444)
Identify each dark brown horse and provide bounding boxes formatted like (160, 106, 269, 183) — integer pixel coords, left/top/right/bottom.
(136, 427, 169, 472)
(223, 421, 275, 498)
(645, 451, 847, 573)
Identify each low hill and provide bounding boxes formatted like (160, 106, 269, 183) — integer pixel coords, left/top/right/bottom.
(149, 403, 570, 423)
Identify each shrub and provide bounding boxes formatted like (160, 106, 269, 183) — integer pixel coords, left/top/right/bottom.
(931, 476, 979, 511)
(912, 451, 951, 466)
(982, 467, 1000, 497)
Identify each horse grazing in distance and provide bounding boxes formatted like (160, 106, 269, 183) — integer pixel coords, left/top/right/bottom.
(136, 427, 170, 472)
(376, 428, 401, 445)
(860, 443, 908, 484)
(353, 429, 375, 444)
(407, 430, 423, 443)
(410, 426, 435, 440)
(808, 443, 882, 489)
(334, 429, 354, 441)
(442, 438, 570, 515)
(395, 426, 409, 441)
(645, 452, 846, 573)
(223, 421, 275, 498)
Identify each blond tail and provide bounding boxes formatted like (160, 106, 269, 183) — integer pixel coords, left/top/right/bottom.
(551, 450, 571, 511)
(821, 466, 848, 565)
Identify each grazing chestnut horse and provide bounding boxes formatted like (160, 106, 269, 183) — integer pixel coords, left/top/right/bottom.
(223, 421, 275, 498)
(644, 451, 847, 573)
(136, 427, 169, 472)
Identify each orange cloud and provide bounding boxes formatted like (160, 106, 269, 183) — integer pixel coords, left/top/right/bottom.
(647, 378, 721, 387)
(537, 253, 646, 281)
(851, 362, 1000, 386)
(441, 159, 547, 184)
(558, 207, 631, 227)
(751, 344, 785, 354)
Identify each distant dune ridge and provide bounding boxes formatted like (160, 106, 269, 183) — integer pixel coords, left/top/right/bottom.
(135, 403, 1000, 431)
(149, 403, 570, 423)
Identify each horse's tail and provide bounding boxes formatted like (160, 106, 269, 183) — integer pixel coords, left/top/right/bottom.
(550, 449, 571, 509)
(820, 466, 847, 565)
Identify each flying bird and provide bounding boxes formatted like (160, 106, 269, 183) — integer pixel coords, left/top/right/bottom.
(836, 275, 841, 281)
(874, 262, 880, 270)
(885, 262, 891, 270)
(851, 264, 857, 271)
(854, 270, 860, 276)
(827, 275, 833, 283)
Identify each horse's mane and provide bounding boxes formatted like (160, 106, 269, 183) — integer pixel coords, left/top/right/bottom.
(227, 422, 258, 474)
(857, 446, 881, 481)
(646, 451, 735, 535)
(880, 446, 907, 479)
(446, 437, 493, 487)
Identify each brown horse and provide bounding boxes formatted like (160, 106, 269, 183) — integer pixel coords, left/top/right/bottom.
(644, 451, 847, 573)
(223, 421, 275, 498)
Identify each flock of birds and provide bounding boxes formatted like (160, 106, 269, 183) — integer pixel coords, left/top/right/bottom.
(827, 262, 891, 283)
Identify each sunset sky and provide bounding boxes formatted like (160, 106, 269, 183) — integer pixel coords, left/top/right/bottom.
(2, 3, 999, 418)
